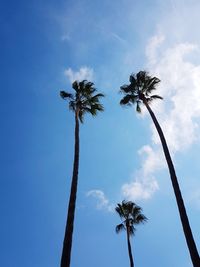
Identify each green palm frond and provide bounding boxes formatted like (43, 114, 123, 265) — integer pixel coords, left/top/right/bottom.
(150, 94, 163, 100)
(145, 77, 161, 94)
(60, 80, 104, 123)
(120, 84, 133, 94)
(119, 71, 162, 110)
(136, 71, 147, 87)
(115, 203, 126, 219)
(116, 223, 126, 234)
(115, 200, 147, 237)
(134, 214, 148, 224)
(60, 91, 73, 100)
(69, 100, 76, 111)
(78, 110, 86, 123)
(136, 101, 141, 113)
(72, 81, 79, 92)
(128, 224, 136, 236)
(120, 95, 133, 106)
(129, 74, 137, 85)
(91, 93, 105, 101)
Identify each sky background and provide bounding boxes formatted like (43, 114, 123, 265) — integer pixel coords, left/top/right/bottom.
(1, 0, 200, 266)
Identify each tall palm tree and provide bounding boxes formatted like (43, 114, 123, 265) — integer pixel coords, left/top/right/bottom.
(119, 71, 200, 267)
(60, 80, 104, 267)
(115, 200, 147, 267)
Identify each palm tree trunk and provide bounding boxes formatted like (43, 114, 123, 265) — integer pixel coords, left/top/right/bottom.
(60, 110, 80, 267)
(143, 99, 200, 267)
(126, 225, 134, 267)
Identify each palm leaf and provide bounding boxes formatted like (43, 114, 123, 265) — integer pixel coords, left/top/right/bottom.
(60, 91, 73, 99)
(61, 80, 104, 122)
(120, 95, 133, 106)
(115, 200, 147, 238)
(128, 224, 136, 236)
(134, 214, 148, 224)
(116, 223, 125, 234)
(136, 101, 141, 113)
(120, 84, 133, 94)
(72, 81, 79, 92)
(150, 94, 163, 100)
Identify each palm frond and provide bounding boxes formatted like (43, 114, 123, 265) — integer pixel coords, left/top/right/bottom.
(61, 80, 104, 121)
(136, 71, 147, 87)
(90, 93, 105, 103)
(144, 77, 161, 94)
(69, 100, 76, 111)
(150, 94, 163, 100)
(120, 84, 133, 94)
(115, 200, 147, 236)
(79, 80, 87, 92)
(72, 81, 79, 92)
(115, 204, 125, 219)
(136, 213, 148, 224)
(78, 109, 86, 123)
(136, 101, 141, 113)
(120, 95, 133, 106)
(60, 91, 73, 100)
(116, 223, 125, 234)
(129, 224, 136, 236)
(129, 74, 137, 85)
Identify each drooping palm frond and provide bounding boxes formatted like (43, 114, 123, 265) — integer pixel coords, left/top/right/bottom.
(60, 80, 104, 123)
(128, 224, 136, 236)
(136, 101, 142, 113)
(120, 95, 133, 106)
(150, 94, 163, 100)
(115, 200, 147, 237)
(144, 77, 161, 95)
(119, 71, 162, 112)
(116, 223, 126, 233)
(60, 91, 73, 100)
(134, 213, 147, 224)
(115, 203, 126, 219)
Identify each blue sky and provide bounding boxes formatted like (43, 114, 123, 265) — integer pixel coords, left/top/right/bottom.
(1, 0, 200, 266)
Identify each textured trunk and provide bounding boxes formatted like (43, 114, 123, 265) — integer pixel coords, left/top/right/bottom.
(143, 99, 200, 267)
(126, 224, 134, 267)
(60, 110, 80, 267)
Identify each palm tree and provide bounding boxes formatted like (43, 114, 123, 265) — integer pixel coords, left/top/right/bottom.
(115, 200, 147, 267)
(119, 71, 200, 267)
(60, 80, 104, 267)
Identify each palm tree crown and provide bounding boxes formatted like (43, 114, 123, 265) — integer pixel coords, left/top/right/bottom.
(115, 200, 147, 235)
(60, 80, 104, 122)
(120, 71, 162, 112)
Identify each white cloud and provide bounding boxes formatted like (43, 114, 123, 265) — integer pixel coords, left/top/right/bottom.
(86, 190, 114, 212)
(121, 146, 162, 201)
(122, 178, 159, 201)
(146, 34, 165, 65)
(121, 33, 200, 201)
(64, 67, 94, 83)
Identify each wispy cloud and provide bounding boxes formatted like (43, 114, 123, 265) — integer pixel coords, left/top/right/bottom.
(121, 146, 163, 201)
(86, 190, 114, 212)
(64, 67, 94, 83)
(121, 33, 200, 201)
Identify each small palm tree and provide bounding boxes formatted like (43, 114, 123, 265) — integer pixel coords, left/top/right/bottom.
(60, 80, 104, 267)
(120, 71, 200, 267)
(115, 200, 147, 267)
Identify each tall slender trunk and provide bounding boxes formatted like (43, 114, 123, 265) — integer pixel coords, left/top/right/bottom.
(143, 99, 200, 267)
(126, 224, 134, 267)
(60, 110, 80, 267)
